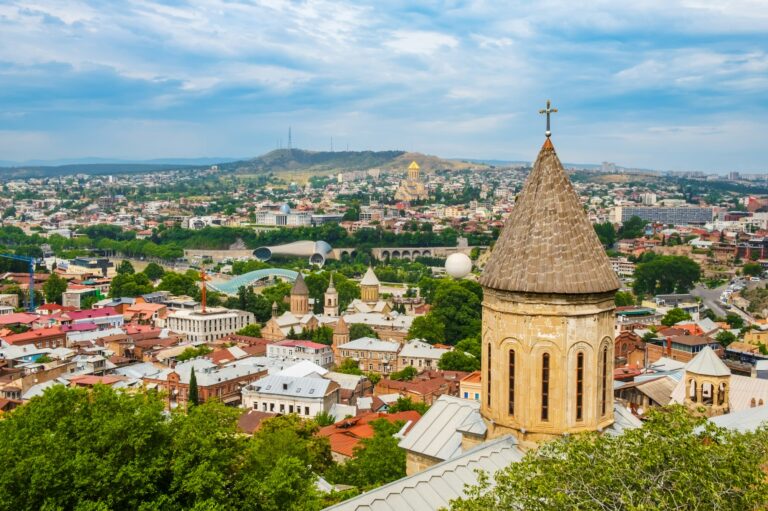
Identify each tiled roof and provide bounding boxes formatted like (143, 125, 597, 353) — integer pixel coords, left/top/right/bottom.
(479, 138, 620, 294)
(291, 272, 309, 295)
(685, 345, 730, 376)
(360, 267, 380, 286)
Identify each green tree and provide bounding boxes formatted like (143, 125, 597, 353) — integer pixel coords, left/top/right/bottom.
(176, 345, 213, 362)
(407, 313, 446, 343)
(143, 262, 166, 281)
(661, 307, 692, 326)
(188, 368, 199, 407)
(430, 280, 482, 343)
(632, 255, 701, 296)
(614, 291, 635, 307)
(117, 259, 135, 275)
(593, 222, 617, 248)
(42, 272, 68, 305)
(109, 272, 154, 298)
(336, 358, 363, 375)
(726, 313, 745, 329)
(314, 410, 336, 427)
(387, 396, 428, 415)
(617, 215, 647, 239)
(350, 323, 378, 341)
(742, 262, 763, 277)
(450, 406, 768, 511)
(237, 323, 262, 337)
(328, 419, 406, 489)
(388, 366, 418, 381)
(716, 330, 737, 347)
(157, 271, 198, 297)
(438, 349, 480, 372)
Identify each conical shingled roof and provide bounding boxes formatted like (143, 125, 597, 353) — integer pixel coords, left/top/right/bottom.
(291, 273, 309, 295)
(361, 266, 380, 286)
(479, 138, 620, 295)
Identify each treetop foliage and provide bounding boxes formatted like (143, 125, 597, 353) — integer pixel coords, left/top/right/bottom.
(450, 406, 768, 511)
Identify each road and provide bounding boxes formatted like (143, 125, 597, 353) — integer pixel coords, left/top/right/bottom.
(691, 283, 755, 325)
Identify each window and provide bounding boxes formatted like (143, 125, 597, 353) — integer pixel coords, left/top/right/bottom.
(305, 406, 310, 415)
(576, 352, 584, 421)
(464, 392, 468, 398)
(508, 349, 515, 416)
(541, 353, 550, 421)
(601, 346, 608, 416)
(289, 405, 294, 413)
(487, 343, 492, 407)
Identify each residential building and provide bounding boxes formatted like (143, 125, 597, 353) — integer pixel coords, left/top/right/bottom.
(0, 326, 66, 349)
(266, 339, 334, 368)
(459, 371, 481, 401)
(241, 373, 340, 417)
(397, 339, 450, 371)
(619, 206, 714, 225)
(165, 307, 254, 343)
(375, 370, 468, 405)
(337, 336, 400, 374)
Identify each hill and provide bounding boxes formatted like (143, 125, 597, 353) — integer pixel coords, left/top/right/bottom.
(220, 148, 479, 177)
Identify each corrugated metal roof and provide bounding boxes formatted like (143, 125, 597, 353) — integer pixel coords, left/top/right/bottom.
(399, 340, 449, 359)
(339, 337, 401, 353)
(708, 405, 768, 432)
(323, 436, 523, 511)
(636, 376, 677, 405)
(247, 373, 331, 398)
(398, 395, 481, 461)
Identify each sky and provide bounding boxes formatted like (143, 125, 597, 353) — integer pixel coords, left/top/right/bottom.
(0, 1, 767, 172)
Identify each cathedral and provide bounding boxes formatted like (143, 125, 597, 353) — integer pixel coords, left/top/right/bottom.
(394, 161, 428, 202)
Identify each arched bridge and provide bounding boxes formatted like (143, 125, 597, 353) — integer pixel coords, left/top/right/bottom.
(209, 268, 299, 295)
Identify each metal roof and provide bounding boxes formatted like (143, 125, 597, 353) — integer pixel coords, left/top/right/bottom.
(398, 395, 482, 461)
(708, 405, 768, 432)
(208, 268, 298, 295)
(686, 346, 730, 376)
(339, 337, 401, 353)
(360, 267, 380, 286)
(324, 435, 523, 511)
(399, 339, 449, 360)
(246, 373, 331, 398)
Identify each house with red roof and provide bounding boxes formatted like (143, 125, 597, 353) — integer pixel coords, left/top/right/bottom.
(0, 326, 66, 349)
(61, 307, 123, 329)
(266, 339, 334, 368)
(318, 411, 421, 462)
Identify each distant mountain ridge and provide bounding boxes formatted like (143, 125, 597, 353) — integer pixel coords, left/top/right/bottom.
(219, 148, 480, 175)
(0, 148, 488, 180)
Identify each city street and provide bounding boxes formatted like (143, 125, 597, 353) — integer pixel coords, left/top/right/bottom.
(691, 283, 755, 325)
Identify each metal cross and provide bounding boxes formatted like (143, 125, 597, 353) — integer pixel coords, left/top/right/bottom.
(539, 99, 558, 138)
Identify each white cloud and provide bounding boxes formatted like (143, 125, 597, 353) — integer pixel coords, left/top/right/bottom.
(384, 30, 459, 56)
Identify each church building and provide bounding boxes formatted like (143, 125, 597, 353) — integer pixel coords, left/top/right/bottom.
(394, 161, 428, 202)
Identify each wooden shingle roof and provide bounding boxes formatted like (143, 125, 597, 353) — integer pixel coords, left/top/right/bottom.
(480, 138, 620, 294)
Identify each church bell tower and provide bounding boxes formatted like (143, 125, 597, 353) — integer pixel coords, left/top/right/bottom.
(478, 105, 620, 443)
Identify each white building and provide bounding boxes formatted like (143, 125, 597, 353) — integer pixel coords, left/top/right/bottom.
(337, 336, 401, 374)
(242, 373, 340, 417)
(397, 339, 450, 371)
(166, 307, 254, 343)
(266, 339, 335, 368)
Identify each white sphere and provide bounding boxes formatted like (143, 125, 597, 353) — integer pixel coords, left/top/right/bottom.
(445, 253, 472, 279)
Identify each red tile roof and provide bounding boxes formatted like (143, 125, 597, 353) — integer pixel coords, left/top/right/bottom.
(318, 411, 421, 458)
(0, 313, 39, 325)
(1, 326, 64, 344)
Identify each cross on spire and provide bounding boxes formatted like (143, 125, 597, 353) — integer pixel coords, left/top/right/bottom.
(539, 99, 558, 138)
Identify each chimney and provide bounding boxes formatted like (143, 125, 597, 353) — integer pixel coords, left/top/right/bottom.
(666, 337, 672, 357)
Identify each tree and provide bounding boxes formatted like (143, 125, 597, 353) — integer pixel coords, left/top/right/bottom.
(593, 222, 616, 248)
(387, 396, 428, 415)
(109, 272, 154, 298)
(188, 368, 199, 407)
(314, 410, 336, 427)
(617, 215, 647, 239)
(726, 313, 745, 329)
(157, 271, 198, 297)
(176, 345, 213, 362)
(614, 291, 635, 307)
(143, 262, 165, 281)
(336, 358, 363, 375)
(430, 280, 482, 343)
(407, 313, 446, 343)
(661, 307, 692, 326)
(237, 323, 262, 337)
(743, 262, 763, 277)
(439, 350, 480, 372)
(716, 330, 737, 347)
(632, 255, 701, 296)
(328, 419, 406, 488)
(117, 260, 135, 275)
(450, 406, 768, 511)
(42, 272, 68, 305)
(388, 366, 418, 381)
(350, 323, 378, 341)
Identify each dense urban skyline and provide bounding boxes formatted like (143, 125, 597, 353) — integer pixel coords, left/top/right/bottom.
(1, 1, 767, 171)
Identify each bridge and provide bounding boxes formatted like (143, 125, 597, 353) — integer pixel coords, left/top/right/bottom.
(370, 246, 480, 261)
(208, 268, 299, 295)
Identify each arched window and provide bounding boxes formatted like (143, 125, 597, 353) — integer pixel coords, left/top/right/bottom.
(486, 343, 492, 407)
(541, 353, 550, 421)
(601, 346, 608, 416)
(508, 349, 515, 416)
(576, 352, 584, 421)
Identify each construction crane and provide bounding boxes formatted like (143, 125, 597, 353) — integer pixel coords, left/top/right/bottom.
(0, 253, 38, 312)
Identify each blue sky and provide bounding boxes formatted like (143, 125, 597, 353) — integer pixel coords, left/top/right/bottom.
(0, 0, 767, 172)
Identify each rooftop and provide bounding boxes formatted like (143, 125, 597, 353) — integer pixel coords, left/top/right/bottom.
(479, 138, 620, 295)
